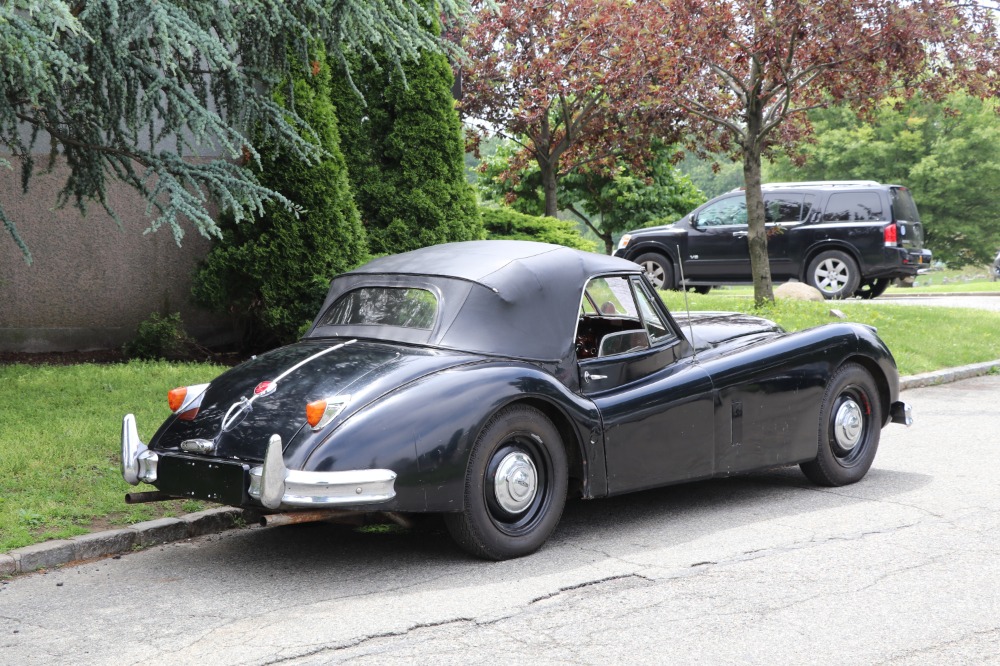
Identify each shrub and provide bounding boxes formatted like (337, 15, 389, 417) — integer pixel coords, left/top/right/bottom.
(192, 47, 369, 350)
(331, 3, 482, 256)
(123, 313, 195, 360)
(482, 206, 597, 251)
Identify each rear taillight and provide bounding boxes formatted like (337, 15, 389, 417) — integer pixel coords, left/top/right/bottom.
(884, 223, 898, 247)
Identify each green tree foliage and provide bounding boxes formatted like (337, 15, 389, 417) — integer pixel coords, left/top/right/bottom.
(767, 93, 1000, 266)
(0, 0, 469, 263)
(641, 0, 1000, 305)
(192, 50, 368, 349)
(480, 140, 705, 254)
(331, 7, 481, 256)
(481, 207, 597, 252)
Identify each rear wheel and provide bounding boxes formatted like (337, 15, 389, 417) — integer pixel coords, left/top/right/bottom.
(800, 363, 882, 486)
(807, 250, 860, 299)
(855, 278, 890, 300)
(634, 252, 675, 290)
(444, 405, 568, 560)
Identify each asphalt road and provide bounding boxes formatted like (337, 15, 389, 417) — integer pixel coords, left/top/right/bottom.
(2, 375, 999, 665)
(880, 292, 1000, 311)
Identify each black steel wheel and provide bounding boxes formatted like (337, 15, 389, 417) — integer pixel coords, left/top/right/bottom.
(444, 405, 568, 560)
(855, 278, 890, 300)
(800, 363, 882, 486)
(806, 249, 860, 299)
(634, 252, 675, 290)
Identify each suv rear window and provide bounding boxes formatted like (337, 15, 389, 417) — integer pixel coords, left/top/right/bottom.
(890, 187, 921, 222)
(822, 193, 885, 222)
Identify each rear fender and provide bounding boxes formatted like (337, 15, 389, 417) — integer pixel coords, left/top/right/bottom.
(300, 362, 601, 512)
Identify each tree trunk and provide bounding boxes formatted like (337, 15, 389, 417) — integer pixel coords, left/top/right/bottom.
(743, 118, 775, 306)
(541, 161, 559, 218)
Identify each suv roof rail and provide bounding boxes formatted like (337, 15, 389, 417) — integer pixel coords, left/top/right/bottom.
(761, 180, 882, 189)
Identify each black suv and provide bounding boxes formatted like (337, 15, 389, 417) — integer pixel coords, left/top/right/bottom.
(615, 181, 932, 299)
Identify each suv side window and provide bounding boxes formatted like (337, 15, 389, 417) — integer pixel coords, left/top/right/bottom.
(696, 196, 747, 227)
(823, 192, 885, 222)
(764, 194, 806, 223)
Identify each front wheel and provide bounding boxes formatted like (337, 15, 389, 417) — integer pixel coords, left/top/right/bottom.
(444, 405, 568, 560)
(800, 363, 882, 486)
(634, 252, 675, 290)
(806, 250, 860, 299)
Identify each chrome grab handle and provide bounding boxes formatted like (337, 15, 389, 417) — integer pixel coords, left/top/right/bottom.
(584, 371, 607, 383)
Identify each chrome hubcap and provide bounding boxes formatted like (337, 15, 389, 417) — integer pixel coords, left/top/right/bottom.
(834, 399, 864, 451)
(493, 452, 538, 514)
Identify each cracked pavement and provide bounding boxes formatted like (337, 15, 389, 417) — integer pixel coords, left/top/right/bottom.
(2, 375, 999, 665)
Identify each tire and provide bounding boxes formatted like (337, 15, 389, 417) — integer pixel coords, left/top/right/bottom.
(691, 285, 712, 295)
(800, 363, 882, 487)
(806, 250, 861, 299)
(634, 252, 675, 290)
(855, 278, 890, 300)
(444, 405, 568, 560)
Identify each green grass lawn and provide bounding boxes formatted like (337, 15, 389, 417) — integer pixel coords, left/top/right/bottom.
(3, 294, 1000, 553)
(0, 361, 222, 551)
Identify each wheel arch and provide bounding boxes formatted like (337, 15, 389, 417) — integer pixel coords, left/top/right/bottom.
(509, 396, 588, 500)
(840, 354, 893, 426)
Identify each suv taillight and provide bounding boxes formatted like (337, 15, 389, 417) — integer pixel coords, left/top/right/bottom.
(884, 223, 898, 247)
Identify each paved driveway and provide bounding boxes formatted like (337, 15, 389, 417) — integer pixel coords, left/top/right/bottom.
(880, 292, 1000, 311)
(2, 375, 999, 665)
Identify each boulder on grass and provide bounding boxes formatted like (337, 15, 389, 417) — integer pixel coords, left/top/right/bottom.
(774, 281, 825, 302)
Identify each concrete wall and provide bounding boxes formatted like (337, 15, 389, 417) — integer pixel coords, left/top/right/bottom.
(0, 161, 232, 352)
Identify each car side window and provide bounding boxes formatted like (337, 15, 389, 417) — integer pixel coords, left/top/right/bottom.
(823, 192, 885, 222)
(764, 194, 806, 223)
(696, 196, 747, 227)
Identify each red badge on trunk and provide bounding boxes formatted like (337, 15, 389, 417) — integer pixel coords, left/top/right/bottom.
(254, 381, 276, 396)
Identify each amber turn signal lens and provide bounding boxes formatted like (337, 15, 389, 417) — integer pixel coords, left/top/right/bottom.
(168, 387, 188, 412)
(306, 399, 328, 428)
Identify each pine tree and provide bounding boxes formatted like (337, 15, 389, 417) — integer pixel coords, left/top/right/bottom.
(332, 6, 481, 255)
(191, 49, 368, 348)
(0, 0, 469, 263)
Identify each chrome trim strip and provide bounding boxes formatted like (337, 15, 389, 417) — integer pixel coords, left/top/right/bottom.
(248, 435, 396, 509)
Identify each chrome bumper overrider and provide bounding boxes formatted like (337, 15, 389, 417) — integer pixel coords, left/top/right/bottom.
(121, 414, 159, 485)
(249, 435, 397, 510)
(890, 401, 914, 426)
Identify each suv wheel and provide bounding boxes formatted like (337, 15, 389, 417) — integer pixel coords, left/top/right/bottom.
(807, 250, 860, 299)
(635, 253, 675, 290)
(855, 278, 890, 300)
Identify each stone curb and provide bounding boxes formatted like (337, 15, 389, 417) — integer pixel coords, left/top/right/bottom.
(3, 358, 1000, 578)
(2, 507, 244, 576)
(899, 359, 1000, 391)
(879, 291, 1000, 298)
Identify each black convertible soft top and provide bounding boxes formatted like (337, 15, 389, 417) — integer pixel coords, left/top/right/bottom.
(306, 240, 642, 361)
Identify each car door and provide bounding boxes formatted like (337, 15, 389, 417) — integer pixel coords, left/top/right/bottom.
(577, 276, 715, 494)
(763, 193, 813, 279)
(685, 194, 751, 281)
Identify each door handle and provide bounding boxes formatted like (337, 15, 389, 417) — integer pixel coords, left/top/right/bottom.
(584, 371, 607, 382)
(732, 231, 748, 238)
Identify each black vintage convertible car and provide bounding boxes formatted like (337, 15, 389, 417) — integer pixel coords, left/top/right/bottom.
(122, 240, 912, 560)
